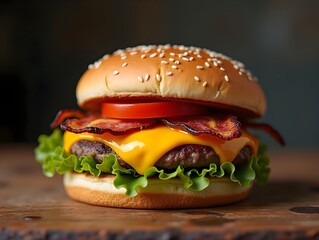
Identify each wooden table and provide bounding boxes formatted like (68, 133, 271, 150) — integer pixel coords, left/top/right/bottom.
(1, 144, 319, 239)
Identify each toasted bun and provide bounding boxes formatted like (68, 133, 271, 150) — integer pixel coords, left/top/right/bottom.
(76, 45, 266, 118)
(63, 172, 252, 209)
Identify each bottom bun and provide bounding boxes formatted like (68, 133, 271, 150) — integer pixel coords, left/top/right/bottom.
(63, 172, 252, 209)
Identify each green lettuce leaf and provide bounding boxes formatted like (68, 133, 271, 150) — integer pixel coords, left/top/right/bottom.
(35, 129, 270, 197)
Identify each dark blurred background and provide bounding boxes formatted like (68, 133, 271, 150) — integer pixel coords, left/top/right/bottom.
(0, 0, 318, 148)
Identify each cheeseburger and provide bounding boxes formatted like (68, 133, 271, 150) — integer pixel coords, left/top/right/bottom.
(35, 44, 284, 209)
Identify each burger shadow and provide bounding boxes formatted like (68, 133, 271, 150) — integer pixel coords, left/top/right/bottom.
(237, 180, 319, 207)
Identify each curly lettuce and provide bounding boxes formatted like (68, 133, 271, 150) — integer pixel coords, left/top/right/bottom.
(35, 129, 270, 197)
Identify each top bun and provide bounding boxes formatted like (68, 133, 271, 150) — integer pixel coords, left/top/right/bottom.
(76, 45, 266, 118)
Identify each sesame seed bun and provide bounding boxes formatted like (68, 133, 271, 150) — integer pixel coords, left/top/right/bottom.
(76, 44, 266, 118)
(63, 172, 252, 209)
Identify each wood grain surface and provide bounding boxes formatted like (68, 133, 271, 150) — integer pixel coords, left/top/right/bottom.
(0, 144, 319, 239)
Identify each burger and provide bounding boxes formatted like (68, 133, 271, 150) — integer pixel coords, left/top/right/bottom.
(35, 44, 284, 209)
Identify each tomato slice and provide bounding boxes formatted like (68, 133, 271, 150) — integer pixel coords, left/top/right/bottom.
(101, 102, 210, 119)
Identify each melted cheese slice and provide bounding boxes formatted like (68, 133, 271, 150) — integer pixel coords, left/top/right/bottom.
(63, 126, 258, 175)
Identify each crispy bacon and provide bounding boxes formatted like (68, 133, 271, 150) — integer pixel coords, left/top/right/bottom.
(244, 122, 286, 146)
(50, 109, 86, 129)
(60, 114, 157, 135)
(161, 116, 241, 140)
(51, 109, 284, 145)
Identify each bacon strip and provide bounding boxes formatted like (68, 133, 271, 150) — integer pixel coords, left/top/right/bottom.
(50, 109, 86, 129)
(51, 109, 284, 145)
(60, 115, 157, 135)
(244, 122, 286, 146)
(161, 116, 241, 140)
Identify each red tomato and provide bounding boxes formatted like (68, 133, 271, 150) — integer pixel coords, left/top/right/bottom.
(101, 102, 210, 119)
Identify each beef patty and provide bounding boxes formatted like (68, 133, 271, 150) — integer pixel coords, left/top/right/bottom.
(70, 140, 252, 170)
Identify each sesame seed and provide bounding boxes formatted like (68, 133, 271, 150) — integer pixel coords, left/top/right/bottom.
(172, 65, 178, 69)
(121, 55, 127, 60)
(114, 49, 124, 55)
(144, 49, 151, 53)
(150, 53, 157, 58)
(236, 61, 245, 68)
(159, 52, 165, 58)
(170, 52, 176, 56)
(217, 60, 222, 64)
(196, 65, 204, 70)
(202, 81, 208, 87)
(122, 62, 128, 67)
(213, 61, 219, 67)
(224, 75, 229, 81)
(145, 73, 150, 81)
(207, 58, 213, 62)
(220, 67, 225, 72)
(130, 51, 138, 55)
(239, 71, 243, 76)
(166, 71, 173, 76)
(94, 61, 101, 68)
(174, 60, 180, 65)
(138, 76, 144, 82)
(88, 64, 94, 69)
(161, 60, 169, 65)
(169, 58, 175, 62)
(182, 57, 189, 61)
(113, 70, 119, 75)
(234, 65, 239, 69)
(156, 73, 161, 81)
(247, 71, 254, 81)
(102, 54, 110, 60)
(183, 51, 188, 56)
(189, 56, 194, 61)
(194, 76, 200, 81)
(205, 62, 211, 67)
(215, 91, 220, 98)
(197, 54, 203, 58)
(141, 54, 146, 59)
